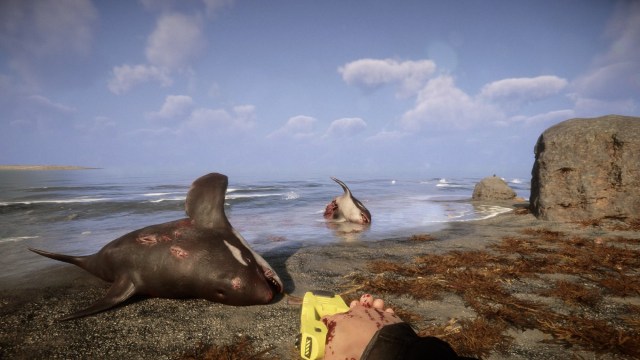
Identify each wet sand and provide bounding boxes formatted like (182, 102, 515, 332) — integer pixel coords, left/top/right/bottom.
(1, 202, 638, 359)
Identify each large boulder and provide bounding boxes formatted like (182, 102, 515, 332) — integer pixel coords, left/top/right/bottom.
(530, 115, 640, 222)
(472, 175, 517, 201)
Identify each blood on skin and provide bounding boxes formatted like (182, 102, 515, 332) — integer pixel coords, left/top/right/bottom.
(137, 234, 158, 246)
(231, 276, 242, 290)
(170, 245, 189, 259)
(323, 200, 338, 219)
(361, 294, 373, 307)
(173, 219, 193, 238)
(137, 233, 173, 246)
(322, 318, 337, 345)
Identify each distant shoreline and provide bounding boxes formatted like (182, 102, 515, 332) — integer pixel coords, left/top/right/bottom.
(0, 165, 99, 171)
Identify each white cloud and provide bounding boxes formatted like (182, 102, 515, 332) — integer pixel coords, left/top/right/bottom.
(339, 56, 576, 135)
(509, 109, 575, 126)
(127, 126, 174, 139)
(339, 58, 436, 97)
(573, 62, 639, 101)
(339, 57, 577, 136)
(107, 12, 206, 94)
(0, 0, 96, 56)
(28, 95, 76, 114)
(324, 117, 367, 138)
(135, 98, 256, 141)
(107, 64, 172, 95)
(0, 0, 98, 90)
(268, 115, 317, 139)
(9, 94, 77, 132)
(75, 115, 117, 137)
(139, 0, 234, 17)
(572, 97, 637, 116)
(366, 130, 409, 142)
(401, 75, 503, 132)
(139, 0, 176, 11)
(182, 105, 256, 133)
(148, 95, 194, 119)
(479, 76, 568, 102)
(203, 0, 235, 17)
(145, 13, 206, 69)
(232, 104, 256, 122)
(572, 1, 640, 105)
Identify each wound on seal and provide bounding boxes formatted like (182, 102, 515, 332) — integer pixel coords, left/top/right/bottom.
(231, 276, 242, 290)
(137, 234, 158, 246)
(323, 200, 339, 218)
(137, 233, 173, 246)
(170, 245, 189, 259)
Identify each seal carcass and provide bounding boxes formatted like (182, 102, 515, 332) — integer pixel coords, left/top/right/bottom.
(29, 173, 283, 320)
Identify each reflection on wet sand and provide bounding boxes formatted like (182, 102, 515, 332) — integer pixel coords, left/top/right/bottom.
(324, 221, 370, 242)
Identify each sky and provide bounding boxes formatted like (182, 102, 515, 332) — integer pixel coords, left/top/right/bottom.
(1, 0, 639, 180)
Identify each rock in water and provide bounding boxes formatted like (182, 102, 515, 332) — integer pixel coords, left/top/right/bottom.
(472, 175, 516, 201)
(530, 115, 640, 222)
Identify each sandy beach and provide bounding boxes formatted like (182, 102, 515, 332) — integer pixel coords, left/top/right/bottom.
(1, 201, 639, 359)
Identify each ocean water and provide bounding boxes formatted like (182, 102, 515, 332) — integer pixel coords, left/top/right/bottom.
(0, 169, 530, 284)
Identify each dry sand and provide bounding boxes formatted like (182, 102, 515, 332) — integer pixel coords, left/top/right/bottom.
(1, 202, 638, 359)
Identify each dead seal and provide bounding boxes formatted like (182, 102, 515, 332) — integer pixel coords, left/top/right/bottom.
(29, 172, 283, 321)
(323, 177, 371, 224)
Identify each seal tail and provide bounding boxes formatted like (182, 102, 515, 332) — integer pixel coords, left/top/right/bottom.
(29, 247, 89, 269)
(29, 247, 137, 321)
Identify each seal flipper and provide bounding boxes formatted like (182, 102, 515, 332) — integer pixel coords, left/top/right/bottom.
(59, 276, 136, 321)
(330, 177, 352, 196)
(185, 173, 231, 229)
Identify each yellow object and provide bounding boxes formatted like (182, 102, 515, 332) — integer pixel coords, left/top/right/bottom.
(297, 291, 349, 359)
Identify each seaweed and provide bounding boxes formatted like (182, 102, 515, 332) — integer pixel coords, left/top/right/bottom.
(410, 233, 437, 241)
(346, 228, 640, 358)
(578, 218, 640, 231)
(539, 280, 602, 307)
(419, 317, 512, 358)
(179, 336, 277, 360)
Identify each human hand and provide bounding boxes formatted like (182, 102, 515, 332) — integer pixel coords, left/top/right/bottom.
(321, 294, 403, 360)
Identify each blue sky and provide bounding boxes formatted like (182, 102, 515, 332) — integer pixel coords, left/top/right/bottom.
(1, 0, 638, 180)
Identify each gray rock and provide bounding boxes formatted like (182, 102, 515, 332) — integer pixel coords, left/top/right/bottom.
(530, 114, 640, 222)
(472, 175, 517, 201)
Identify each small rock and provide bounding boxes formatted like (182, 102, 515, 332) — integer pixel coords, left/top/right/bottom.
(472, 175, 517, 201)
